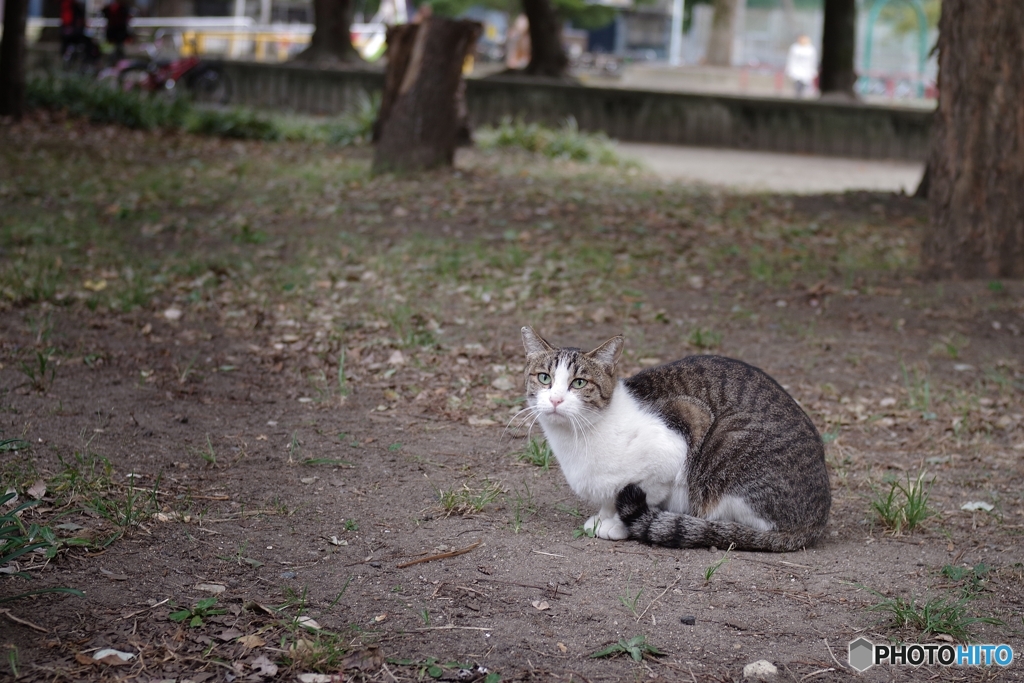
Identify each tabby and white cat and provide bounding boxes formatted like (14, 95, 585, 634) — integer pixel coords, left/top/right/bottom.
(521, 327, 830, 552)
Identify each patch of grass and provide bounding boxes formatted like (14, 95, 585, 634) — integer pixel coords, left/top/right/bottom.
(869, 470, 934, 534)
(192, 435, 217, 467)
(901, 362, 936, 420)
(17, 348, 56, 392)
(170, 597, 227, 627)
(863, 586, 1001, 641)
(436, 481, 504, 515)
(86, 476, 161, 541)
(343, 519, 358, 532)
(618, 573, 644, 618)
(1, 491, 85, 603)
(688, 327, 722, 350)
(517, 437, 553, 469)
(590, 635, 665, 662)
(477, 116, 623, 166)
(185, 107, 280, 141)
(217, 541, 264, 568)
(27, 74, 190, 129)
(49, 450, 114, 503)
(282, 629, 353, 673)
(703, 544, 734, 584)
(337, 349, 350, 397)
(509, 484, 536, 533)
(572, 522, 597, 539)
(942, 563, 990, 597)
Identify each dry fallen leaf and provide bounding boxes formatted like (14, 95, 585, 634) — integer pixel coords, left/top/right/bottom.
(531, 600, 550, 611)
(557, 642, 567, 653)
(27, 480, 46, 500)
(237, 634, 266, 649)
(342, 646, 384, 672)
(251, 654, 278, 677)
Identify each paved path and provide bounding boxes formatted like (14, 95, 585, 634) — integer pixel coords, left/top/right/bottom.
(618, 143, 926, 194)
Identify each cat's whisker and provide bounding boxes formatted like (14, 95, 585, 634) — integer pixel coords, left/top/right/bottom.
(502, 405, 540, 442)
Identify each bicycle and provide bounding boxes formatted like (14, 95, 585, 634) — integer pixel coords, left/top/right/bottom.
(116, 41, 232, 105)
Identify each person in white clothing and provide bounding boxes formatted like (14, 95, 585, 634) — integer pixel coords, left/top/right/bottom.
(785, 35, 818, 98)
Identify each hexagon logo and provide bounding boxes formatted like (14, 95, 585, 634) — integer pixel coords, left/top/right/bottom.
(849, 637, 875, 672)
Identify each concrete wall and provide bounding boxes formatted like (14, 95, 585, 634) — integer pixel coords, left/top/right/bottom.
(224, 61, 935, 160)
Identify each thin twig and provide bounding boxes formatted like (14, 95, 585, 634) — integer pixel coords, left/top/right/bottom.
(381, 662, 399, 683)
(636, 576, 681, 623)
(800, 668, 835, 681)
(414, 625, 492, 631)
(824, 638, 848, 670)
(0, 609, 48, 633)
(118, 598, 170, 621)
(396, 539, 482, 568)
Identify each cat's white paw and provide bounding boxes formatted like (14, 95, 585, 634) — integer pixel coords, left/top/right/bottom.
(585, 514, 630, 541)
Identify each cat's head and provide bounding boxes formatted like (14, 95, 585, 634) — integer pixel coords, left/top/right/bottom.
(521, 327, 623, 425)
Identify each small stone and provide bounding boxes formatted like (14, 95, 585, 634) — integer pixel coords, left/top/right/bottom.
(743, 660, 778, 680)
(680, 615, 696, 625)
(491, 376, 515, 391)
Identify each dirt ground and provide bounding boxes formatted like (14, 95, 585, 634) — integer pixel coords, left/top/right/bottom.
(1, 115, 1023, 682)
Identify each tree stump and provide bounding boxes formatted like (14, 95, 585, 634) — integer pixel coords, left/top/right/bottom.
(372, 17, 481, 174)
(921, 0, 1024, 279)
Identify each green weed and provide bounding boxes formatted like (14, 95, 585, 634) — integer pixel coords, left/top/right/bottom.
(436, 481, 504, 515)
(863, 587, 1001, 641)
(870, 470, 934, 534)
(618, 573, 644, 618)
(942, 563, 990, 597)
(217, 541, 264, 568)
(86, 476, 160, 540)
(17, 348, 56, 392)
(1, 491, 85, 603)
(518, 438, 553, 469)
(193, 435, 217, 466)
(509, 484, 536, 533)
(688, 327, 722, 350)
(901, 363, 936, 420)
(703, 544, 734, 584)
(169, 597, 227, 627)
(590, 635, 665, 662)
(477, 116, 622, 165)
(572, 523, 597, 539)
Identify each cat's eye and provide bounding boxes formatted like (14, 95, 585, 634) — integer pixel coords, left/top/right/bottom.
(537, 373, 552, 385)
(571, 378, 588, 389)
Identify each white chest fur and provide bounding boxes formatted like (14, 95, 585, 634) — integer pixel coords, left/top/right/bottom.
(537, 380, 690, 512)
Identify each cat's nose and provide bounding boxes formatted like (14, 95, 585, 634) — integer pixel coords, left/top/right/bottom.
(549, 396, 564, 408)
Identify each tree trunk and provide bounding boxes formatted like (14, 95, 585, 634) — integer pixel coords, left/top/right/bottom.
(921, 0, 1024, 279)
(819, 0, 857, 98)
(706, 0, 738, 67)
(293, 0, 360, 65)
(521, 0, 568, 78)
(372, 18, 481, 174)
(0, 0, 28, 121)
(39, 0, 61, 43)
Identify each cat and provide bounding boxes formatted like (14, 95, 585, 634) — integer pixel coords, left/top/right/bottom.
(520, 326, 830, 552)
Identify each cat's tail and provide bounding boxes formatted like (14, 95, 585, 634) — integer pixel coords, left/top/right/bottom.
(615, 484, 823, 553)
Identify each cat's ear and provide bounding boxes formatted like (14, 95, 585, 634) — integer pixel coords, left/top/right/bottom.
(521, 326, 555, 356)
(586, 335, 624, 369)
